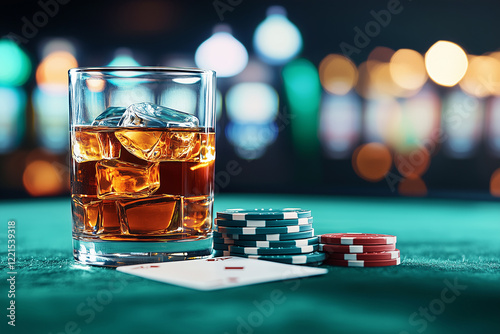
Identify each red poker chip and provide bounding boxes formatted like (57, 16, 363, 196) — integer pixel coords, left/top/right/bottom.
(320, 233, 396, 245)
(324, 257, 401, 267)
(319, 243, 396, 253)
(325, 250, 400, 261)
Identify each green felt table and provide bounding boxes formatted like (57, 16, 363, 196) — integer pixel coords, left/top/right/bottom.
(1, 194, 500, 334)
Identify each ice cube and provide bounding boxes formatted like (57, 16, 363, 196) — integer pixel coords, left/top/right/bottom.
(71, 195, 101, 234)
(91, 107, 126, 126)
(115, 129, 200, 162)
(183, 195, 213, 233)
(118, 102, 199, 128)
(96, 160, 160, 199)
(71, 195, 121, 235)
(115, 130, 164, 161)
(117, 195, 182, 234)
(71, 130, 121, 163)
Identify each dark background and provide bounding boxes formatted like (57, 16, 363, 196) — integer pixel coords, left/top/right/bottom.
(1, 0, 500, 199)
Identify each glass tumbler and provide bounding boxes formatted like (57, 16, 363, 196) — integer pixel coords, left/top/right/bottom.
(69, 67, 216, 266)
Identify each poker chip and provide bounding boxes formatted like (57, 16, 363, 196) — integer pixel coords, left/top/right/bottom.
(213, 208, 323, 265)
(233, 251, 326, 265)
(325, 250, 400, 261)
(212, 249, 230, 257)
(214, 229, 315, 241)
(215, 224, 313, 235)
(224, 237, 320, 248)
(228, 244, 318, 255)
(320, 233, 396, 245)
(213, 243, 231, 251)
(217, 208, 312, 221)
(319, 243, 396, 253)
(215, 217, 313, 227)
(324, 257, 401, 267)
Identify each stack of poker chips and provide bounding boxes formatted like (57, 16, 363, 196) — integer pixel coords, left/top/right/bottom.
(212, 208, 326, 265)
(319, 233, 400, 267)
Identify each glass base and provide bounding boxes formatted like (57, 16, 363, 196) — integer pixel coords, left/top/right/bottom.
(73, 237, 213, 267)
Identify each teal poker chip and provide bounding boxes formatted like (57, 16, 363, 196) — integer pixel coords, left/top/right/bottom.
(215, 216, 313, 227)
(213, 237, 235, 245)
(212, 249, 230, 257)
(228, 244, 318, 255)
(227, 237, 319, 248)
(213, 243, 231, 251)
(213, 229, 315, 241)
(230, 251, 326, 265)
(215, 224, 313, 235)
(217, 208, 312, 221)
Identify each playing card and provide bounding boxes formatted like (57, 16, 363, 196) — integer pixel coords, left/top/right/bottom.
(116, 256, 328, 291)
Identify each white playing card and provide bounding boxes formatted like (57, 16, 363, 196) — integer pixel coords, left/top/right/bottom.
(116, 256, 328, 291)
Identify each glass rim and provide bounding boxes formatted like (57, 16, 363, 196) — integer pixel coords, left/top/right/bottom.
(69, 66, 215, 75)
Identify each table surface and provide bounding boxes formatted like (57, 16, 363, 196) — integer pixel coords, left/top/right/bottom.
(1, 194, 500, 334)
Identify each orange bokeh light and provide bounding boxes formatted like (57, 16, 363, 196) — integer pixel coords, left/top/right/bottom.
(398, 177, 428, 196)
(459, 55, 500, 97)
(36, 51, 78, 87)
(86, 77, 106, 93)
(352, 142, 392, 182)
(490, 168, 500, 197)
(389, 49, 427, 91)
(23, 160, 65, 196)
(319, 54, 358, 95)
(394, 146, 431, 179)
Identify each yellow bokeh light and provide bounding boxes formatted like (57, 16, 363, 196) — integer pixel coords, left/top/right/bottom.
(389, 49, 427, 91)
(425, 41, 468, 87)
(36, 51, 78, 86)
(459, 55, 500, 97)
(319, 54, 358, 95)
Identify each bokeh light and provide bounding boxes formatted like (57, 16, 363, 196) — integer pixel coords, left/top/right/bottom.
(0, 39, 31, 86)
(161, 86, 197, 115)
(253, 6, 302, 65)
(442, 89, 483, 158)
(490, 169, 500, 197)
(22, 160, 65, 197)
(195, 25, 248, 78)
(319, 92, 361, 158)
(394, 146, 430, 179)
(225, 122, 278, 160)
(459, 55, 500, 97)
(32, 87, 69, 152)
(282, 58, 321, 156)
(36, 51, 78, 88)
(86, 77, 106, 93)
(225, 83, 279, 123)
(352, 143, 392, 182)
(389, 49, 427, 92)
(364, 97, 401, 144)
(0, 87, 27, 153)
(486, 96, 500, 156)
(398, 177, 428, 196)
(425, 41, 468, 87)
(319, 54, 358, 95)
(107, 48, 141, 67)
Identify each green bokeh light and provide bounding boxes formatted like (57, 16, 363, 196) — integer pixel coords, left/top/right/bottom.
(282, 58, 321, 156)
(0, 39, 31, 86)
